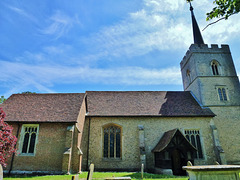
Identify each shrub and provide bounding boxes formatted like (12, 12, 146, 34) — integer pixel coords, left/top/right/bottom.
(0, 108, 17, 167)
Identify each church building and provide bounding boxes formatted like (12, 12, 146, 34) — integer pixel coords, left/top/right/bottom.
(1, 5, 240, 176)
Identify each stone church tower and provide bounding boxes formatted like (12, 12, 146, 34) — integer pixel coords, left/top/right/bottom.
(181, 4, 240, 165)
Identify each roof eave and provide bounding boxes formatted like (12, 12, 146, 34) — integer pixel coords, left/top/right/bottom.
(5, 120, 77, 123)
(86, 114, 215, 118)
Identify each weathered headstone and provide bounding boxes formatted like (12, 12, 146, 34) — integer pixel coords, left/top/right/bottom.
(141, 163, 144, 179)
(0, 164, 3, 180)
(72, 174, 79, 180)
(187, 161, 193, 166)
(87, 163, 94, 180)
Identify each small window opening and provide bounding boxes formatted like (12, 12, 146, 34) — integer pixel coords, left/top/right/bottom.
(218, 88, 227, 101)
(211, 61, 219, 75)
(186, 69, 191, 83)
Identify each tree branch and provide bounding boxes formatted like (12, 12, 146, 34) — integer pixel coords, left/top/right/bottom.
(202, 12, 238, 31)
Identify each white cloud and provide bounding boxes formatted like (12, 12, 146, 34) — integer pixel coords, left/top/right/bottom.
(83, 5, 192, 60)
(0, 60, 182, 96)
(203, 15, 240, 44)
(40, 10, 79, 39)
(81, 0, 240, 61)
(7, 5, 37, 22)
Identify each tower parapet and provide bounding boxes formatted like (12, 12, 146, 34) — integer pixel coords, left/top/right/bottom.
(181, 44, 231, 69)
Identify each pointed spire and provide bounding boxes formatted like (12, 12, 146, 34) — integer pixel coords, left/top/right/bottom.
(189, 3, 204, 45)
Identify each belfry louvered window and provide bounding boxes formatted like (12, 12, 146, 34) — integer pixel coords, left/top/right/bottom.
(103, 124, 121, 159)
(185, 129, 203, 159)
(20, 125, 39, 155)
(211, 61, 220, 75)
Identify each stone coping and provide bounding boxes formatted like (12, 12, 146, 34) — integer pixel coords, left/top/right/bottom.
(183, 165, 240, 171)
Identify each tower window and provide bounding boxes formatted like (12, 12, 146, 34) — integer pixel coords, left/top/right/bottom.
(211, 61, 220, 75)
(103, 124, 121, 159)
(218, 88, 228, 101)
(186, 69, 191, 83)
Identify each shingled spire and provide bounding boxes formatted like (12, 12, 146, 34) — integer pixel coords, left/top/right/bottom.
(190, 3, 204, 44)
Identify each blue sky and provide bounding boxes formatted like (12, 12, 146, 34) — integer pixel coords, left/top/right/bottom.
(1, 0, 240, 98)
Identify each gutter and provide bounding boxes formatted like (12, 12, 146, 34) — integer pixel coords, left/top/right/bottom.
(86, 117, 91, 170)
(86, 114, 215, 118)
(8, 123, 21, 176)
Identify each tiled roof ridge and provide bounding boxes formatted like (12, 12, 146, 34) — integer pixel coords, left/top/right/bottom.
(10, 92, 84, 96)
(86, 90, 186, 93)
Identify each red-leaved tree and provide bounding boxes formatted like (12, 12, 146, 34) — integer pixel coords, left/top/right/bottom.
(0, 108, 17, 167)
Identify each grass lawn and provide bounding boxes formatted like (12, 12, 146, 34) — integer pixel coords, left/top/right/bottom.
(4, 172, 188, 180)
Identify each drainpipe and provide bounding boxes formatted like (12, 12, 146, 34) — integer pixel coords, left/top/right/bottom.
(8, 123, 21, 176)
(86, 117, 91, 170)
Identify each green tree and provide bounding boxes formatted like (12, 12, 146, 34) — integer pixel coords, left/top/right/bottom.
(20, 91, 36, 94)
(187, 0, 240, 29)
(0, 96, 6, 104)
(204, 0, 240, 20)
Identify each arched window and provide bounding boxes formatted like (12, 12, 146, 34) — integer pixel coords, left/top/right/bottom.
(20, 125, 39, 155)
(186, 69, 191, 83)
(103, 124, 121, 159)
(184, 129, 203, 159)
(211, 61, 220, 75)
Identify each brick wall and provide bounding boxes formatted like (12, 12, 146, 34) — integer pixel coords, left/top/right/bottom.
(4, 122, 74, 174)
(85, 116, 215, 171)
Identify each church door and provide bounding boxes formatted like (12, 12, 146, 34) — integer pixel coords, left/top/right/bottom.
(171, 149, 186, 175)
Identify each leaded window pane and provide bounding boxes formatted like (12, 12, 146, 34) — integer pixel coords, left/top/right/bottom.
(196, 135, 203, 159)
(110, 133, 114, 158)
(29, 133, 36, 153)
(116, 133, 121, 158)
(222, 88, 227, 100)
(22, 133, 29, 153)
(104, 133, 108, 158)
(191, 135, 196, 147)
(218, 88, 223, 101)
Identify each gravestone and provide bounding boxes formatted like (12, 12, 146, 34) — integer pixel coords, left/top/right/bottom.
(87, 163, 94, 180)
(141, 163, 144, 179)
(72, 174, 79, 180)
(0, 164, 3, 180)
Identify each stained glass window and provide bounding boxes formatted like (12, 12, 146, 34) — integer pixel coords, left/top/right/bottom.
(185, 129, 203, 159)
(103, 125, 121, 159)
(21, 125, 39, 154)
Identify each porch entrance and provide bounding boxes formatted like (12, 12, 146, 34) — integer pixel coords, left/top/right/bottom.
(171, 149, 186, 175)
(152, 129, 196, 175)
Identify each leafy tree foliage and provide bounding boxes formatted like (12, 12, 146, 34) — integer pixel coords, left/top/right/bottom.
(20, 91, 36, 94)
(0, 108, 17, 167)
(187, 0, 240, 20)
(206, 0, 240, 20)
(0, 96, 6, 104)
